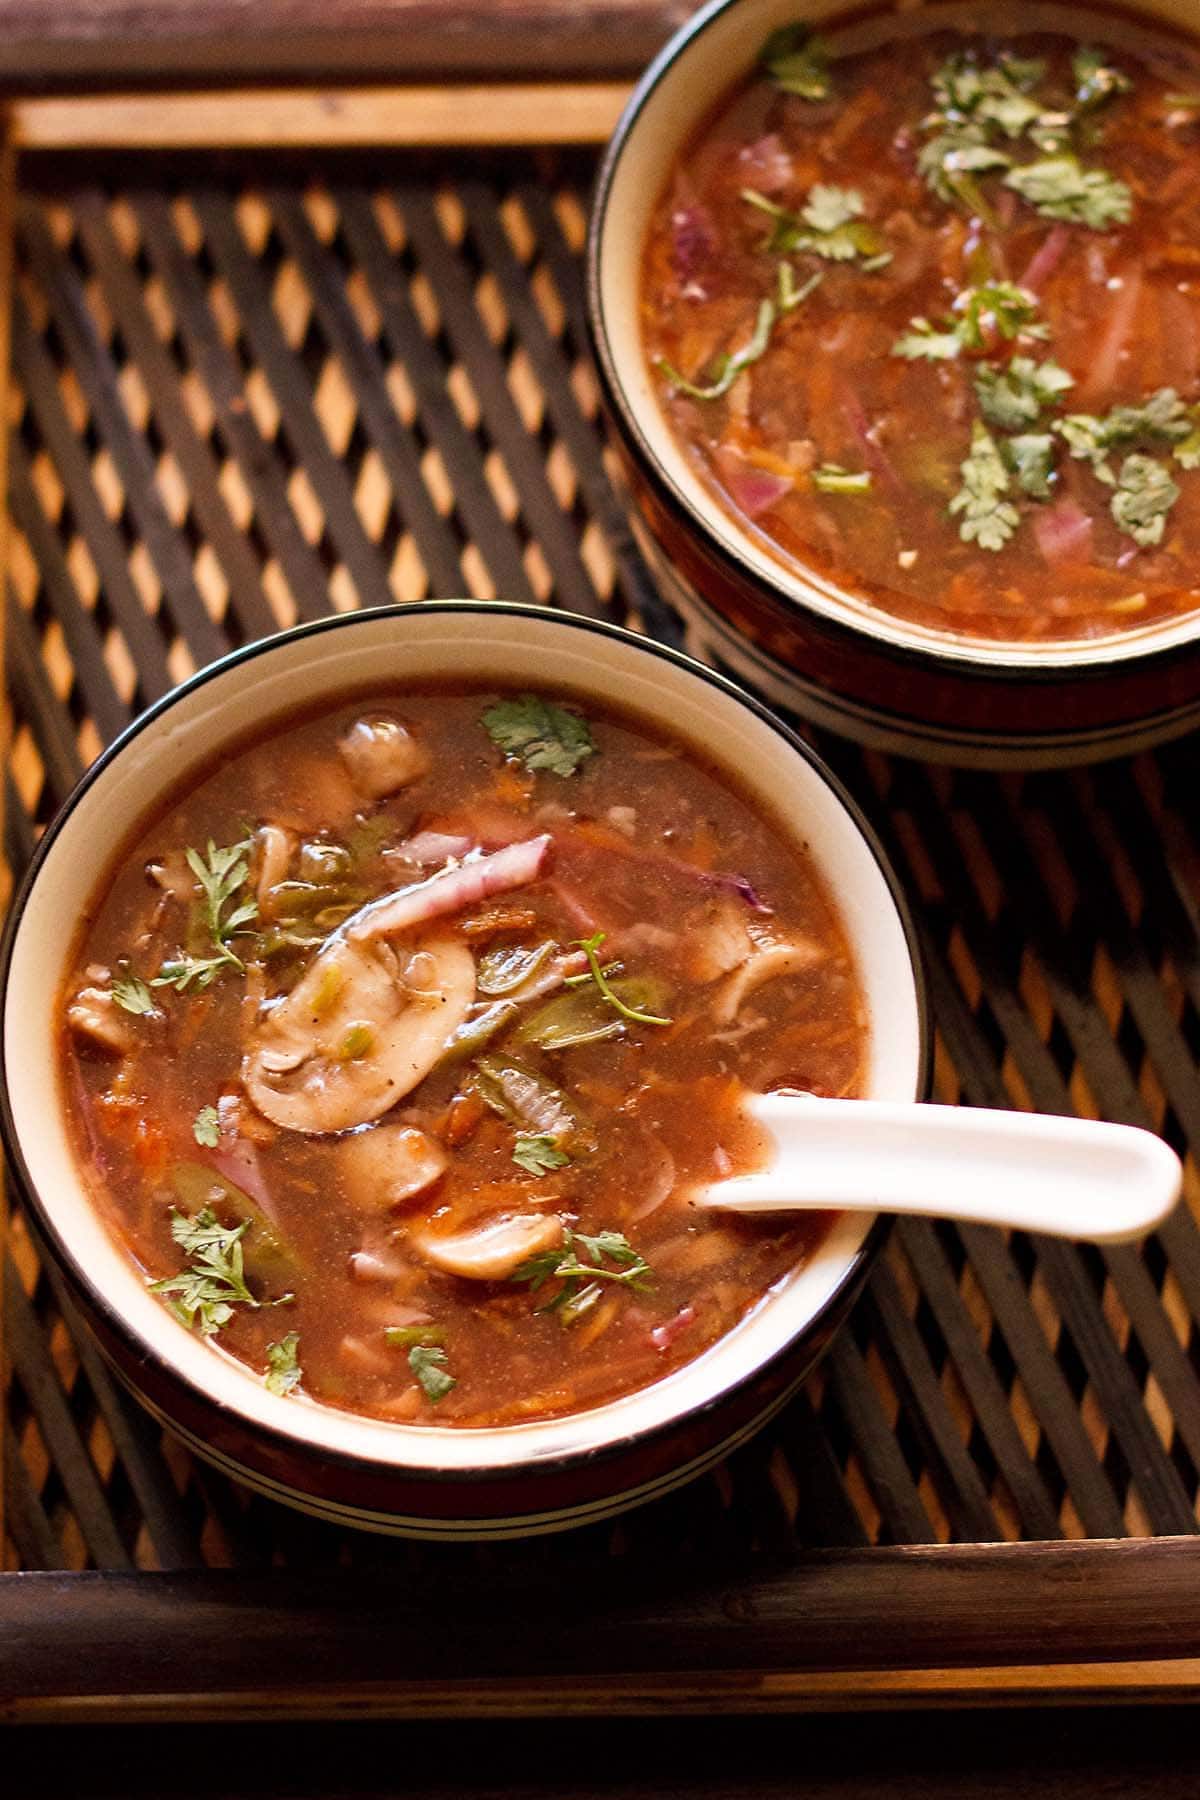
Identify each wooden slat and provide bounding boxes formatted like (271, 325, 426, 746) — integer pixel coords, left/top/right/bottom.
(12, 85, 635, 150)
(9, 1539, 1200, 1720)
(0, 1, 688, 91)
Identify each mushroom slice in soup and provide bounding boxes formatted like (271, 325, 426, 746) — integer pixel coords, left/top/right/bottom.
(338, 715, 430, 799)
(243, 933, 475, 1133)
(341, 1122, 448, 1208)
(712, 939, 824, 1026)
(412, 1211, 563, 1282)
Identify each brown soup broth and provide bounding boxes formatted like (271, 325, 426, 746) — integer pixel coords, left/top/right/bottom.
(59, 687, 867, 1428)
(642, 5, 1200, 642)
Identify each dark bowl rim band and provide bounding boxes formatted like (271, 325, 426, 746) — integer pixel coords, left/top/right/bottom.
(0, 599, 933, 1489)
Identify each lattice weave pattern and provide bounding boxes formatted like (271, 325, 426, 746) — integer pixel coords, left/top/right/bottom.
(5, 154, 1200, 1572)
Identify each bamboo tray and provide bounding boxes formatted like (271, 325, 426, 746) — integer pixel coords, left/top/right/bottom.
(4, 57, 1200, 1719)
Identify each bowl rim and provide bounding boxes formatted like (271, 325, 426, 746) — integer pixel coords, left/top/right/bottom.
(0, 599, 932, 1486)
(585, 0, 1200, 679)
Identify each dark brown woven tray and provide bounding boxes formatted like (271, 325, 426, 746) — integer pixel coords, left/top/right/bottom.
(5, 144, 1200, 1720)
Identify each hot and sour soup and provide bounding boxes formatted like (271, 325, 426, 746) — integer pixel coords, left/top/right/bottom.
(642, 5, 1200, 642)
(61, 688, 866, 1428)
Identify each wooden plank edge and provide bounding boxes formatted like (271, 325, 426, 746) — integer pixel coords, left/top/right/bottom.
(11, 84, 634, 151)
(8, 1539, 1200, 1718)
(9, 1661, 1200, 1724)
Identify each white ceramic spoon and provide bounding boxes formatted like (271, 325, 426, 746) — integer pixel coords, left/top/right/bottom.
(693, 1093, 1183, 1243)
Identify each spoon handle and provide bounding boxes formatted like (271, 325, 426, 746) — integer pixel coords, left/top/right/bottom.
(695, 1095, 1182, 1244)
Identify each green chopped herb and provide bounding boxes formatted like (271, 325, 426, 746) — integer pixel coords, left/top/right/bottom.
(1056, 388, 1198, 481)
(949, 423, 1020, 551)
(512, 1133, 571, 1176)
(192, 1105, 221, 1148)
(511, 1225, 652, 1323)
(1111, 454, 1180, 547)
(974, 356, 1074, 430)
(776, 263, 824, 312)
(812, 464, 872, 495)
(148, 1206, 289, 1336)
(917, 129, 1013, 213)
(409, 1343, 456, 1403)
(743, 185, 888, 264)
(112, 970, 156, 1016)
(1005, 432, 1058, 500)
(264, 1332, 302, 1396)
(1003, 153, 1132, 229)
(930, 50, 1047, 139)
(151, 835, 259, 992)
(575, 930, 672, 1027)
(761, 23, 833, 101)
(385, 1324, 447, 1349)
(1072, 45, 1133, 116)
(481, 694, 596, 778)
(656, 295, 775, 401)
(893, 283, 1045, 361)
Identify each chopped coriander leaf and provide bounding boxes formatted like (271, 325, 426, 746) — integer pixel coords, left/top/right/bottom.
(761, 23, 832, 101)
(917, 129, 1012, 212)
(511, 1225, 652, 1323)
(656, 296, 775, 401)
(481, 694, 596, 778)
(151, 835, 258, 992)
(974, 356, 1074, 430)
(512, 1133, 571, 1176)
(930, 49, 1047, 137)
(112, 970, 156, 1016)
(813, 464, 872, 495)
(893, 283, 1044, 361)
(1056, 389, 1198, 481)
(409, 1342, 456, 1403)
(1176, 427, 1200, 471)
(192, 1104, 221, 1148)
(1004, 154, 1132, 229)
(743, 186, 887, 264)
(1072, 46, 1133, 115)
(1111, 454, 1180, 547)
(949, 424, 1020, 551)
(1005, 432, 1058, 500)
(148, 1206, 276, 1336)
(576, 930, 672, 1027)
(385, 1324, 447, 1348)
(264, 1332, 302, 1396)
(777, 264, 824, 312)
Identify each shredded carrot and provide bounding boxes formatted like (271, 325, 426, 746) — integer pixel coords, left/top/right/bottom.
(492, 762, 535, 808)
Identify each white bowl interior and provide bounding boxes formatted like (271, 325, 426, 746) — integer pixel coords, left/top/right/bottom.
(594, 0, 1200, 669)
(5, 606, 923, 1475)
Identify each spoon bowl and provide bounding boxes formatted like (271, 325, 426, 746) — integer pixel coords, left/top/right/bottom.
(695, 1093, 1182, 1245)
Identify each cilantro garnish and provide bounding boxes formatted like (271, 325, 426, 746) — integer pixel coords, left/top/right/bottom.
(192, 1104, 221, 1148)
(812, 465, 872, 495)
(742, 184, 888, 265)
(1003, 154, 1132, 229)
(264, 1332, 302, 1396)
(1072, 45, 1133, 116)
(512, 1133, 571, 1177)
(1005, 432, 1058, 500)
(1111, 455, 1180, 547)
(761, 23, 833, 101)
(112, 970, 156, 1016)
(576, 930, 672, 1027)
(409, 1343, 456, 1403)
(974, 356, 1074, 431)
(656, 296, 775, 401)
(511, 1226, 652, 1326)
(949, 424, 1020, 551)
(149, 1206, 289, 1336)
(1056, 389, 1200, 482)
(893, 283, 1045, 361)
(481, 694, 596, 778)
(151, 836, 259, 993)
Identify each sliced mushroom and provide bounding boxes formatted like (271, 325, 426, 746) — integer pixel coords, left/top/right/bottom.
(341, 1123, 448, 1209)
(67, 986, 133, 1056)
(339, 716, 430, 800)
(255, 824, 295, 920)
(243, 932, 474, 1134)
(412, 1211, 562, 1282)
(684, 901, 753, 985)
(712, 939, 824, 1026)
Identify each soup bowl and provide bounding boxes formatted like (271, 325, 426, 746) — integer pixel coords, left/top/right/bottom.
(0, 602, 928, 1538)
(587, 0, 1200, 767)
